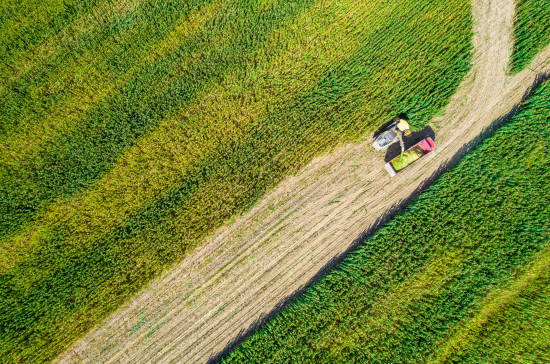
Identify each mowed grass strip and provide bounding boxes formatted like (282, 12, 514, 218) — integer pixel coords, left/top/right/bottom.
(510, 0, 550, 72)
(0, 0, 311, 240)
(223, 82, 550, 363)
(0, 0, 472, 361)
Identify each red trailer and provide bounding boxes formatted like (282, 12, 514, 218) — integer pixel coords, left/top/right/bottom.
(384, 137, 436, 177)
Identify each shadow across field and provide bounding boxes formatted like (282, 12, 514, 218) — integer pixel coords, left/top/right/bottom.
(209, 72, 549, 364)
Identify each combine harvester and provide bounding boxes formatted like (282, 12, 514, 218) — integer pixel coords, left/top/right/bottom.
(372, 118, 436, 177)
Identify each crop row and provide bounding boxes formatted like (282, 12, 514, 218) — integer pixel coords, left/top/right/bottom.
(223, 81, 550, 363)
(432, 247, 550, 363)
(510, 0, 550, 72)
(1, 0, 291, 238)
(0, 0, 471, 361)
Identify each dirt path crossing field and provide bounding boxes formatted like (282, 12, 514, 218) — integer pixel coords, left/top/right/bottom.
(58, 0, 550, 362)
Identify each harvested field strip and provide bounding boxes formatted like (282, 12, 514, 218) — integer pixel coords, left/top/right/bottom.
(0, 0, 471, 361)
(0, 0, 314, 240)
(430, 247, 550, 363)
(223, 81, 550, 363)
(510, 0, 550, 72)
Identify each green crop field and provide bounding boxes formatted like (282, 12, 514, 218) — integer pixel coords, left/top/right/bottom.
(511, 0, 550, 72)
(0, 0, 473, 361)
(223, 81, 550, 363)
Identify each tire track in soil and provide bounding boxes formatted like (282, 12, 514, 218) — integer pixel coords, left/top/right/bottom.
(57, 0, 550, 362)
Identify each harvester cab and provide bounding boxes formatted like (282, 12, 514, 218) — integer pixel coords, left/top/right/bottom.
(372, 117, 436, 177)
(371, 118, 411, 152)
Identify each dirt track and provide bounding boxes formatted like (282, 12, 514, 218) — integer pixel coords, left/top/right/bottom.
(57, 0, 550, 362)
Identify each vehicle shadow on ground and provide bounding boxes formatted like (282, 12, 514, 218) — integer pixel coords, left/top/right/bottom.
(384, 126, 436, 162)
(208, 71, 549, 364)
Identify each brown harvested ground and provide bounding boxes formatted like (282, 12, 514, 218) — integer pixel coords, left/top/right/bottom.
(57, 0, 550, 362)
